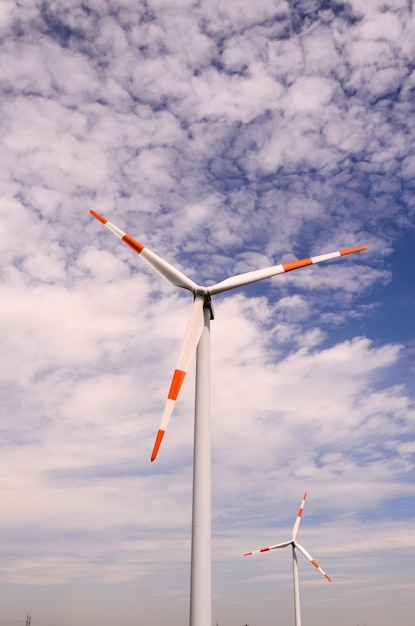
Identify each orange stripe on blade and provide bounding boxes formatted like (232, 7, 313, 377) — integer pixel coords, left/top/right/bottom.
(260, 547, 270, 552)
(151, 429, 165, 462)
(90, 209, 107, 224)
(282, 258, 312, 272)
(243, 552, 253, 557)
(297, 508, 303, 517)
(168, 370, 186, 400)
(311, 559, 319, 569)
(340, 246, 367, 256)
(325, 574, 332, 582)
(122, 233, 145, 254)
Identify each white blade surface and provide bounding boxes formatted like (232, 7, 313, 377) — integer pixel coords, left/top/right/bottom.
(151, 297, 205, 462)
(90, 210, 198, 291)
(208, 247, 367, 295)
(244, 540, 291, 556)
(292, 492, 307, 541)
(295, 542, 332, 582)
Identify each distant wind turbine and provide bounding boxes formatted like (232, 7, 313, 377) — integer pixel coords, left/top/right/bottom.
(90, 210, 364, 626)
(244, 493, 331, 626)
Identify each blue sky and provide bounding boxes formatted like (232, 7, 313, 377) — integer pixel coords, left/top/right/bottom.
(0, 1, 415, 625)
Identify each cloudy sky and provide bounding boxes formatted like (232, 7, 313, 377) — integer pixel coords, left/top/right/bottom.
(1, 0, 415, 625)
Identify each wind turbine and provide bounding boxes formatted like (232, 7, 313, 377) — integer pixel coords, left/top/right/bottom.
(90, 210, 364, 626)
(244, 492, 331, 626)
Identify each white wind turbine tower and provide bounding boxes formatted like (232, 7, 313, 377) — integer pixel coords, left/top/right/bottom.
(90, 210, 365, 626)
(244, 493, 331, 626)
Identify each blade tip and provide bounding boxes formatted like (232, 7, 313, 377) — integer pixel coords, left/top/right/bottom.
(340, 245, 368, 256)
(150, 429, 165, 462)
(90, 209, 107, 224)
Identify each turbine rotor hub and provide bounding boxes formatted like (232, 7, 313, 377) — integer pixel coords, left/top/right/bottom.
(193, 288, 215, 320)
(194, 286, 209, 297)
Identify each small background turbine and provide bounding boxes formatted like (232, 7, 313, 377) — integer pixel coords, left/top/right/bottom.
(244, 493, 332, 626)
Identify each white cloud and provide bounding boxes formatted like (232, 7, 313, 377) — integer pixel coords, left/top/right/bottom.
(285, 76, 335, 112)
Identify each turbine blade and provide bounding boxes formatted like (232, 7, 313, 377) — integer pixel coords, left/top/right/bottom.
(295, 542, 332, 582)
(244, 540, 291, 556)
(208, 246, 367, 295)
(90, 210, 198, 292)
(151, 297, 205, 462)
(292, 492, 307, 541)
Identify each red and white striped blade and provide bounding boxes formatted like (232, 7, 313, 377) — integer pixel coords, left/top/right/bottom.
(243, 540, 291, 556)
(208, 247, 367, 296)
(151, 297, 205, 462)
(295, 542, 332, 582)
(292, 492, 307, 541)
(90, 210, 198, 292)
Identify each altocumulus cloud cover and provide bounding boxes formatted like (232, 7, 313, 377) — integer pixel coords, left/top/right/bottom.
(0, 1, 414, 625)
